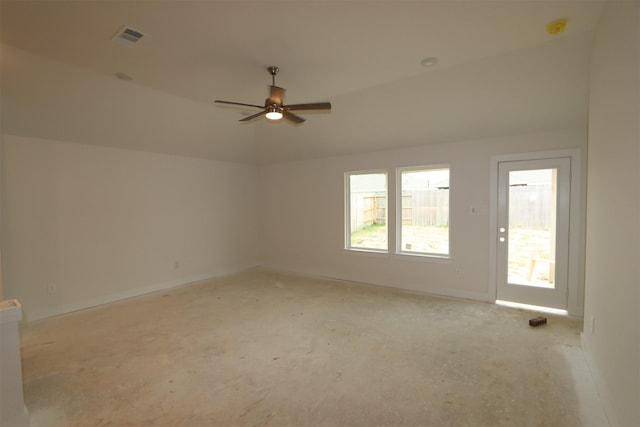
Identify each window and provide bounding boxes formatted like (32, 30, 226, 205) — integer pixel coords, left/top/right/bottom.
(345, 165, 450, 258)
(398, 166, 450, 257)
(345, 171, 388, 251)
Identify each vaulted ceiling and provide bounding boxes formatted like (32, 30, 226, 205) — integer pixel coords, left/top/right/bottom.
(1, 1, 604, 164)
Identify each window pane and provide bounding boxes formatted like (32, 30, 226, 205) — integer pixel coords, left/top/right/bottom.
(400, 168, 449, 256)
(348, 173, 387, 251)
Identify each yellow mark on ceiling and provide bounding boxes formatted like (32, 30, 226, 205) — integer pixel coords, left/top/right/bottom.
(546, 18, 568, 36)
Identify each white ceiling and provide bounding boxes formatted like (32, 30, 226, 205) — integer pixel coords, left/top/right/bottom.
(1, 1, 604, 164)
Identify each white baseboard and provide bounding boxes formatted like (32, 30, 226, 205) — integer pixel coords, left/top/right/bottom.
(257, 262, 494, 304)
(581, 333, 614, 427)
(25, 263, 257, 322)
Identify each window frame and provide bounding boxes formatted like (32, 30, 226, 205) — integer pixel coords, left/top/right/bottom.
(396, 164, 451, 259)
(344, 169, 389, 253)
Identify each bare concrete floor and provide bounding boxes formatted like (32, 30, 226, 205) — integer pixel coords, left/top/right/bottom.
(20, 269, 608, 426)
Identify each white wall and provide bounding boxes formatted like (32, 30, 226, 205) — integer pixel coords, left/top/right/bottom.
(258, 128, 586, 303)
(1, 135, 258, 320)
(1, 44, 258, 164)
(582, 2, 640, 426)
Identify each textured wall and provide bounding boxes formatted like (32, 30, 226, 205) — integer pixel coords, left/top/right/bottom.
(2, 135, 258, 320)
(258, 128, 585, 303)
(583, 2, 640, 426)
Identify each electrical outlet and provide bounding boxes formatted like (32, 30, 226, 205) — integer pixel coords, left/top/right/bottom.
(47, 283, 57, 294)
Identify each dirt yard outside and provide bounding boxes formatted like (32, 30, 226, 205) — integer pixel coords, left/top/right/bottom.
(350, 225, 553, 285)
(350, 224, 448, 254)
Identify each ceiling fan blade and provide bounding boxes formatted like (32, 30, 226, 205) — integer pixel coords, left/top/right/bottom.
(284, 102, 331, 111)
(283, 110, 305, 124)
(239, 110, 267, 122)
(268, 86, 286, 106)
(215, 100, 264, 109)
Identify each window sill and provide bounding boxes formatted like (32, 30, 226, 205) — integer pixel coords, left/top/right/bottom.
(344, 248, 390, 257)
(343, 248, 452, 263)
(393, 252, 452, 263)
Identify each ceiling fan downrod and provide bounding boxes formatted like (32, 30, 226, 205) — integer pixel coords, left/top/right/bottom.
(268, 66, 279, 86)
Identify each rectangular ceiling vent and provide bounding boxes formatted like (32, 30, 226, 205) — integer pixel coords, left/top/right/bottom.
(112, 26, 145, 46)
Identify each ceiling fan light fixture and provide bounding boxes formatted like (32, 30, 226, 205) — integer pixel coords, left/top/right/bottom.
(265, 106, 283, 120)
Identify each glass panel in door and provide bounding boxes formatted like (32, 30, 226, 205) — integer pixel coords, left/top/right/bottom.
(496, 157, 570, 310)
(507, 169, 557, 288)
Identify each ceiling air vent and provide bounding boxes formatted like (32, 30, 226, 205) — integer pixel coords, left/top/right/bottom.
(112, 26, 145, 46)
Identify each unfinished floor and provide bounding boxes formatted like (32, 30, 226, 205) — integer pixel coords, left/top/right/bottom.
(20, 269, 607, 426)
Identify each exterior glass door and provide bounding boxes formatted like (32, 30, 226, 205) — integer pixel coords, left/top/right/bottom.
(496, 158, 571, 309)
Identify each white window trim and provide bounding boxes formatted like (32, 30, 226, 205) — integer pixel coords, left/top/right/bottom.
(344, 169, 389, 253)
(395, 164, 451, 259)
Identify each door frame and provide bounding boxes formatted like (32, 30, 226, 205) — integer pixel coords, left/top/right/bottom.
(489, 149, 585, 317)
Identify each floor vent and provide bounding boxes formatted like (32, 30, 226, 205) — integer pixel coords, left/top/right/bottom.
(112, 26, 145, 46)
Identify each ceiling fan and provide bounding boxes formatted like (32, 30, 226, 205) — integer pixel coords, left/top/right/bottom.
(215, 66, 331, 124)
